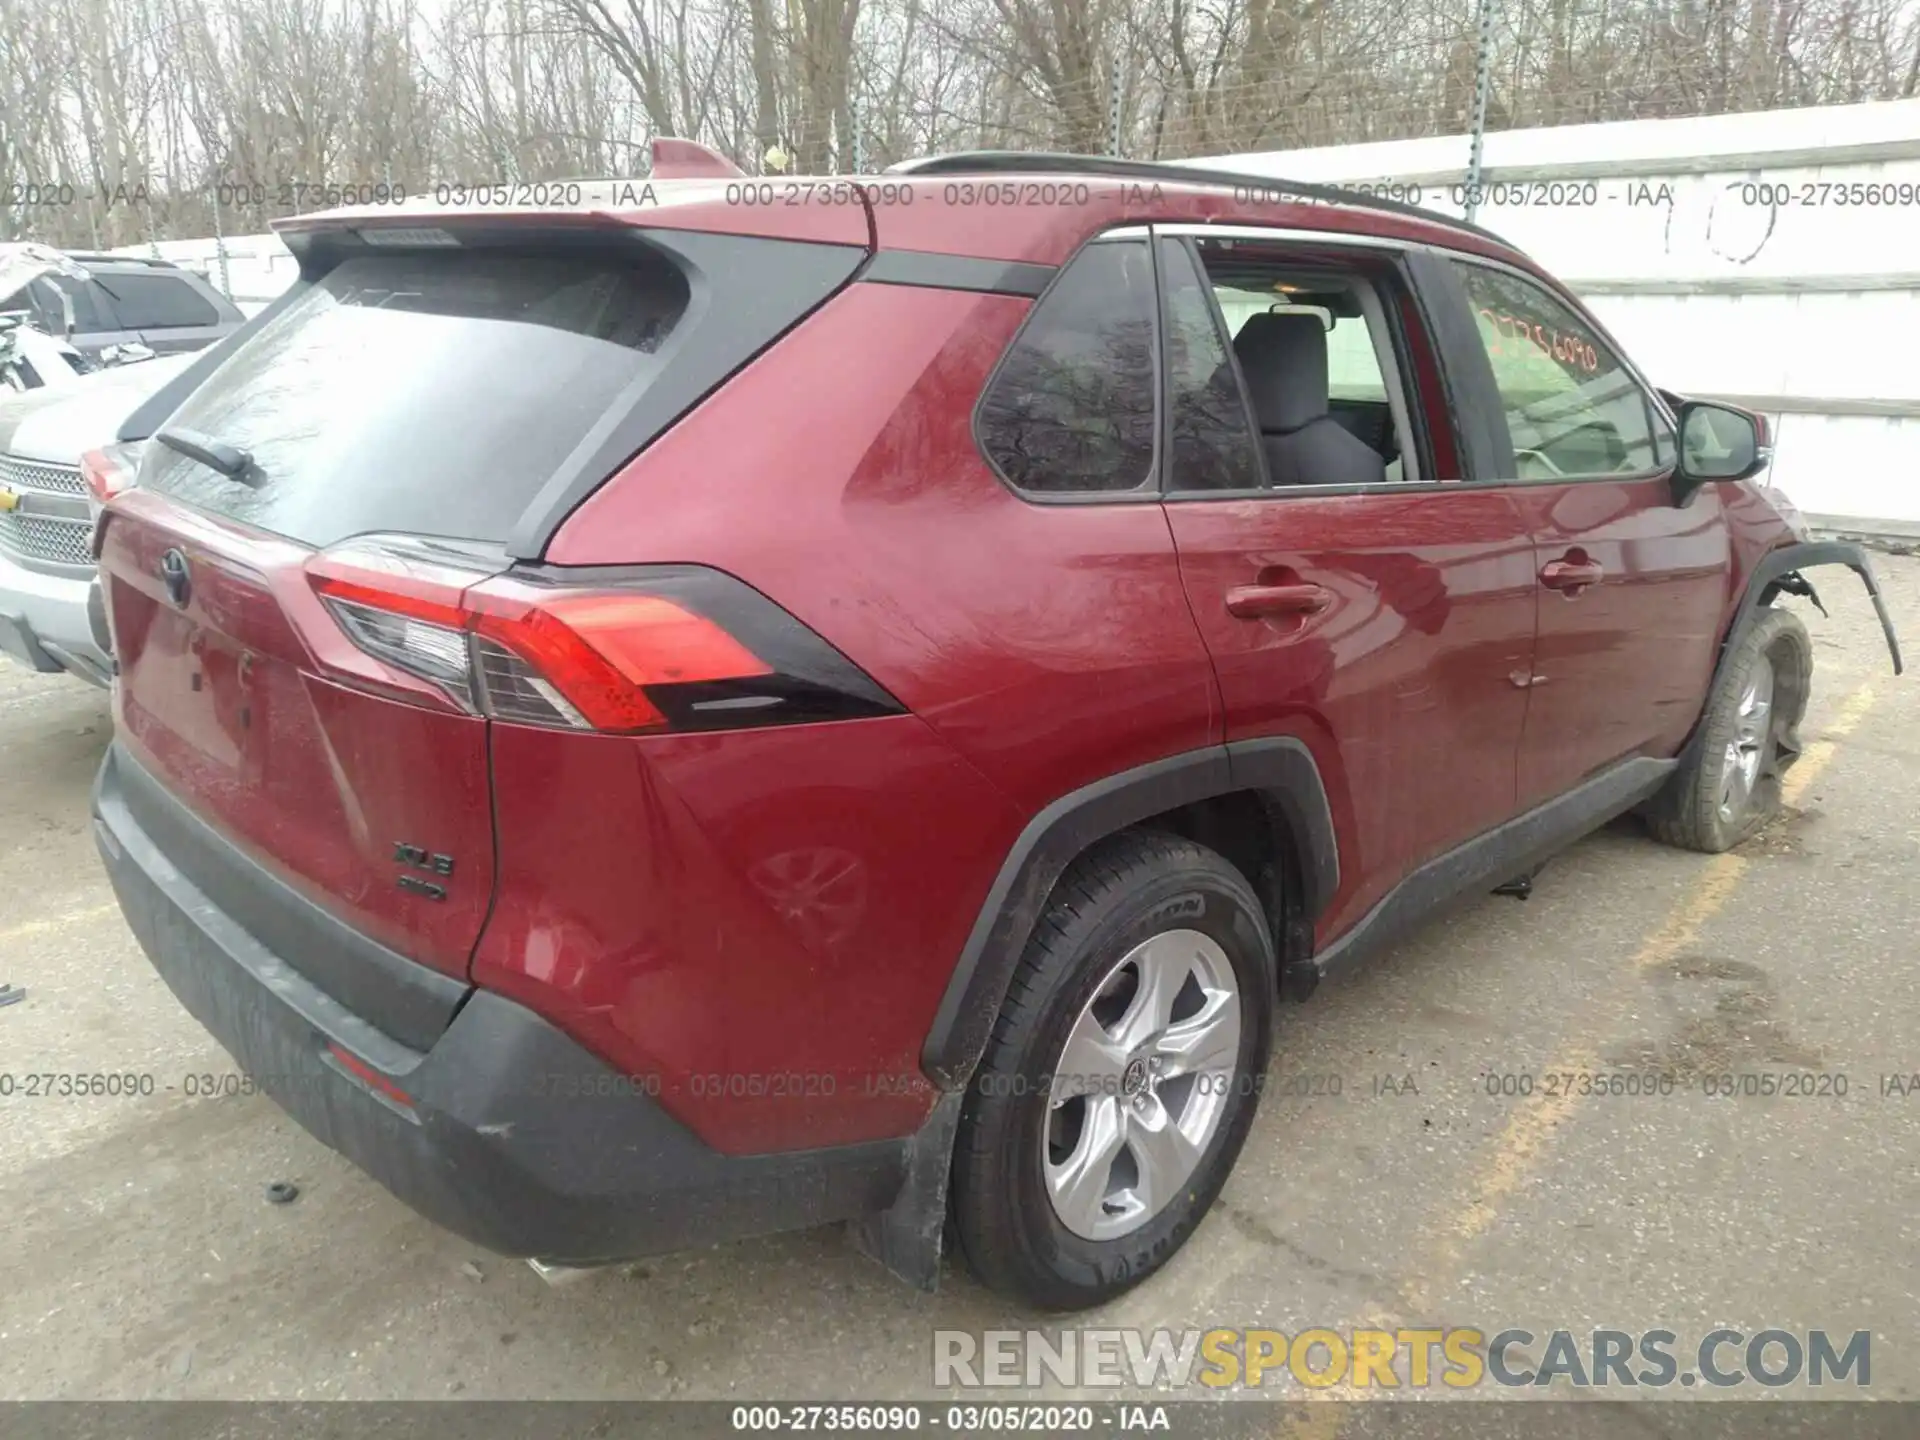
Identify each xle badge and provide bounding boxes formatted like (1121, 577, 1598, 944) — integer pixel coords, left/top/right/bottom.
(394, 842, 454, 901)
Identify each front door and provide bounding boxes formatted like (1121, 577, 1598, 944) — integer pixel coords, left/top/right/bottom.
(1443, 259, 1730, 808)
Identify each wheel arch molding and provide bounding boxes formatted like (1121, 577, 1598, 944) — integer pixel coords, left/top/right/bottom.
(919, 738, 1340, 1091)
(1736, 541, 1901, 679)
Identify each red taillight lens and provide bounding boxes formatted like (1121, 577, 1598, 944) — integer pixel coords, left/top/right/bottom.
(304, 541, 886, 736)
(81, 445, 140, 506)
(536, 593, 771, 689)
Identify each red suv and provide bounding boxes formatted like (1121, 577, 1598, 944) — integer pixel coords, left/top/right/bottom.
(90, 150, 1901, 1311)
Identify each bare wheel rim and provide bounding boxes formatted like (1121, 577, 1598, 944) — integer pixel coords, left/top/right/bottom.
(1041, 928, 1241, 1242)
(1717, 653, 1776, 824)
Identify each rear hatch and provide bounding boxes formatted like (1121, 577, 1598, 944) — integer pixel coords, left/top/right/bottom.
(99, 215, 867, 1021)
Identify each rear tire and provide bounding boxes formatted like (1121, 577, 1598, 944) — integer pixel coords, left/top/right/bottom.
(1646, 607, 1811, 853)
(950, 831, 1274, 1310)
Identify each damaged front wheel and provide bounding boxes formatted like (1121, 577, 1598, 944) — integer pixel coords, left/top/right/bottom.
(1646, 607, 1812, 852)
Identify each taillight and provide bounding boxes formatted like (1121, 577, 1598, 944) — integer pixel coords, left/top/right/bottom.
(81, 442, 144, 546)
(81, 443, 141, 504)
(306, 539, 900, 734)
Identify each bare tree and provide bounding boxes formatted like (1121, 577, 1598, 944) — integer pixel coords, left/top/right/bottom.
(1, 0, 1913, 250)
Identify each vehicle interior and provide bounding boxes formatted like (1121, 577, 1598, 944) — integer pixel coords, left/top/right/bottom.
(1193, 241, 1417, 486)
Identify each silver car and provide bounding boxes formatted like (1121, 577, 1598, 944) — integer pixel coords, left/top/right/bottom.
(0, 354, 196, 685)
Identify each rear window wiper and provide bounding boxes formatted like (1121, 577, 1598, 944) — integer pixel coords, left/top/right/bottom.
(156, 425, 256, 483)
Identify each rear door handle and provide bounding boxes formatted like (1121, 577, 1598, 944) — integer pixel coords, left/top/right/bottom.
(1540, 557, 1605, 592)
(1225, 583, 1333, 619)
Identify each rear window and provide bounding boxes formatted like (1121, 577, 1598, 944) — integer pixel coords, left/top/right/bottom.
(93, 271, 224, 329)
(141, 251, 690, 548)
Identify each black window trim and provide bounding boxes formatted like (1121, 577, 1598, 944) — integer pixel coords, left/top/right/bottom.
(1158, 230, 1441, 504)
(1152, 233, 1271, 495)
(968, 227, 1166, 507)
(1444, 249, 1678, 489)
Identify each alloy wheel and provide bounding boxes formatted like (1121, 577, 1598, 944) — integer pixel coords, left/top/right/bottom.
(1041, 929, 1241, 1241)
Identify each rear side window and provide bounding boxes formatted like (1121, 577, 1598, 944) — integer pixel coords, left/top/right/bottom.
(140, 251, 691, 548)
(976, 239, 1156, 494)
(92, 271, 222, 329)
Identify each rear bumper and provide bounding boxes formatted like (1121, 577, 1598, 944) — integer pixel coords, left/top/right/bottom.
(0, 550, 110, 685)
(93, 743, 911, 1265)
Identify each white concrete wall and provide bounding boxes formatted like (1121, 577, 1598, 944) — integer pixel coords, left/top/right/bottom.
(1196, 100, 1920, 533)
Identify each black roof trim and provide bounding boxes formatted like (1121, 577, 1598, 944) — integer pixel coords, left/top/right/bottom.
(887, 151, 1513, 250)
(860, 251, 1054, 298)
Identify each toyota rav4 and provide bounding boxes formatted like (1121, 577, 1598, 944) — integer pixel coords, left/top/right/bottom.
(89, 147, 1902, 1311)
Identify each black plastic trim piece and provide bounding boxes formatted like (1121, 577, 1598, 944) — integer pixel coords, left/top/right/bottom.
(99, 745, 470, 1054)
(1226, 736, 1340, 917)
(1743, 541, 1902, 677)
(1401, 248, 1510, 483)
(848, 1089, 964, 1290)
(1313, 755, 1676, 977)
(860, 251, 1054, 297)
(921, 740, 1340, 1089)
(505, 229, 868, 559)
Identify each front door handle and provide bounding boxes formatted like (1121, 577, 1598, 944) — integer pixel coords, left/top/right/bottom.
(1225, 583, 1333, 619)
(1540, 556, 1605, 592)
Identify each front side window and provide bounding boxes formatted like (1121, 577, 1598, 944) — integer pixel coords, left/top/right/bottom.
(976, 239, 1157, 494)
(1452, 261, 1668, 480)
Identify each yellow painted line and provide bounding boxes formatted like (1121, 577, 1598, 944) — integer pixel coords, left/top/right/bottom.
(1400, 681, 1878, 1316)
(1784, 684, 1875, 807)
(1275, 1407, 1346, 1440)
(1289, 680, 1882, 1431)
(0, 903, 120, 946)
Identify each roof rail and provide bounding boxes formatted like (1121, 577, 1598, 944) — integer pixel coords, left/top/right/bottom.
(887, 150, 1511, 249)
(62, 251, 174, 266)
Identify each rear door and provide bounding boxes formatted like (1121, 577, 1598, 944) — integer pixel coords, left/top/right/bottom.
(1441, 258, 1729, 808)
(100, 230, 846, 982)
(1154, 230, 1538, 941)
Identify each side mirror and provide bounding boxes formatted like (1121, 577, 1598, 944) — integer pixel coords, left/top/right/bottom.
(1671, 400, 1770, 505)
